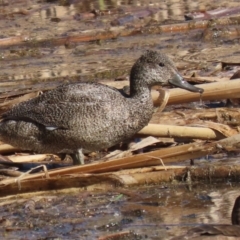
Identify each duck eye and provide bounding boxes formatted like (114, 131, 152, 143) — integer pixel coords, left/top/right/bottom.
(159, 62, 165, 67)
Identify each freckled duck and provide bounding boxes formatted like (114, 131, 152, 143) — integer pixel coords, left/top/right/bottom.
(0, 50, 203, 164)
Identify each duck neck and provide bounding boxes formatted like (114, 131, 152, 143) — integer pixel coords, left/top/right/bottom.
(129, 79, 154, 128)
(129, 77, 153, 106)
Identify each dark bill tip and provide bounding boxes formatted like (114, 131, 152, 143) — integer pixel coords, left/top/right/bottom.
(169, 74, 204, 93)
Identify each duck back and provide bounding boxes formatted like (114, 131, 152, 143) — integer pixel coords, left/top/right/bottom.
(0, 82, 153, 154)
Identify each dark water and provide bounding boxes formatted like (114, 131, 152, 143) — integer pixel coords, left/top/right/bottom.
(0, 183, 239, 239)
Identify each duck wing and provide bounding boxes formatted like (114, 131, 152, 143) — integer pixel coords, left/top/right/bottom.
(2, 83, 124, 130)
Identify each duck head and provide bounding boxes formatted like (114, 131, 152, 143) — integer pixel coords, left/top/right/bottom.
(130, 50, 203, 94)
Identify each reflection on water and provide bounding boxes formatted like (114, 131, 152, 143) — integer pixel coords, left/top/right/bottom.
(0, 183, 239, 239)
(0, 0, 239, 86)
(40, 0, 240, 19)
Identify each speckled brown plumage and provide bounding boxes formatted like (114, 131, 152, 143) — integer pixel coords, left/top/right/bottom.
(0, 50, 203, 164)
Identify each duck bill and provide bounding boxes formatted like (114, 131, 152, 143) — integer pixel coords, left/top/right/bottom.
(169, 74, 204, 93)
